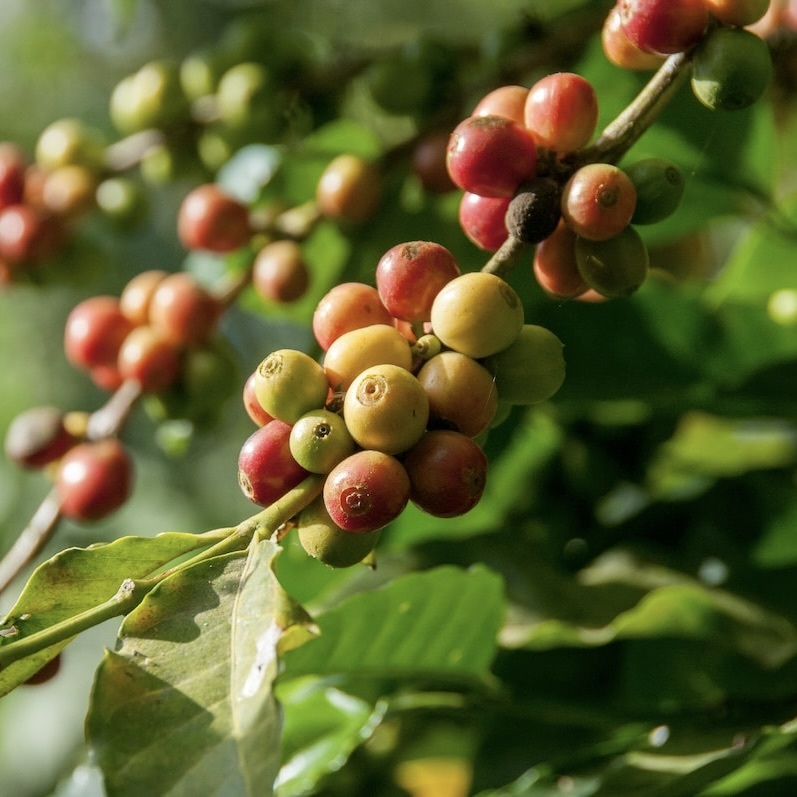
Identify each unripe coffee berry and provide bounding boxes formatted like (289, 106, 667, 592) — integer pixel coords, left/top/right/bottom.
(430, 272, 524, 359)
(575, 227, 650, 299)
(254, 349, 329, 425)
(343, 364, 429, 455)
(625, 158, 685, 225)
(289, 408, 356, 474)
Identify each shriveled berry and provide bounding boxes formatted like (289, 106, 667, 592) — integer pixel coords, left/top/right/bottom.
(323, 450, 410, 533)
(297, 496, 382, 567)
(430, 271, 524, 359)
(484, 324, 566, 405)
(625, 158, 685, 225)
(691, 27, 773, 112)
(254, 349, 329, 425)
(56, 438, 133, 522)
(343, 364, 429, 455)
(403, 430, 487, 517)
(289, 408, 356, 474)
(505, 177, 562, 244)
(575, 226, 650, 298)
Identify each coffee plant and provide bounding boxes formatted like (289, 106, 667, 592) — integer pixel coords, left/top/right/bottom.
(2, 1, 797, 794)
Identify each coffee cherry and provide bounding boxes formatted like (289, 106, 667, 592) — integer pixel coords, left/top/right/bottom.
(0, 144, 27, 210)
(0, 204, 64, 266)
(56, 438, 134, 522)
(243, 371, 274, 426)
(447, 115, 538, 198)
(458, 192, 510, 252)
(252, 239, 310, 304)
(5, 405, 78, 469)
(254, 349, 329, 425)
(95, 177, 148, 229)
(533, 220, 588, 299)
(119, 269, 168, 326)
(323, 450, 410, 533)
(41, 165, 98, 219)
(625, 158, 686, 225)
(430, 272, 524, 359)
(523, 73, 598, 153)
(472, 84, 528, 125)
(484, 324, 566, 405)
(561, 163, 637, 242)
(316, 154, 383, 223)
(505, 177, 562, 245)
(375, 241, 460, 324)
(411, 130, 457, 194)
(705, 0, 770, 26)
(691, 27, 773, 112)
(117, 326, 182, 393)
(64, 296, 135, 371)
(323, 324, 413, 391)
(289, 408, 356, 473)
(312, 282, 394, 350)
(601, 6, 665, 70)
(148, 272, 221, 346)
(35, 118, 105, 173)
(177, 184, 251, 253)
(216, 62, 276, 132)
(403, 430, 488, 517)
(343, 364, 429, 454)
(619, 0, 709, 55)
(297, 496, 382, 567)
(575, 226, 650, 298)
(416, 351, 498, 438)
(238, 420, 310, 507)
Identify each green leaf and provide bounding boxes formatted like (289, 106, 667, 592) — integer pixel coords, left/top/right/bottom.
(0, 531, 219, 696)
(280, 565, 504, 684)
(87, 540, 300, 797)
(275, 677, 386, 797)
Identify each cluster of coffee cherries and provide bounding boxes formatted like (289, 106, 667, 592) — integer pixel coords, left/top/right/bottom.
(237, 240, 565, 568)
(4, 405, 133, 523)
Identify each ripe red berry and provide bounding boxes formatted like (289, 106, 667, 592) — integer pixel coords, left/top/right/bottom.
(56, 438, 134, 522)
(177, 183, 251, 252)
(447, 114, 537, 198)
(472, 84, 528, 125)
(312, 282, 394, 350)
(524, 73, 598, 153)
(64, 296, 135, 371)
(117, 326, 182, 393)
(458, 192, 510, 252)
(619, 0, 709, 56)
(252, 239, 310, 304)
(601, 6, 665, 70)
(533, 220, 588, 299)
(243, 371, 274, 426)
(323, 449, 410, 533)
(403, 430, 488, 517)
(148, 272, 221, 347)
(0, 143, 26, 210)
(4, 405, 78, 469)
(237, 420, 310, 507)
(0, 204, 64, 266)
(375, 241, 460, 324)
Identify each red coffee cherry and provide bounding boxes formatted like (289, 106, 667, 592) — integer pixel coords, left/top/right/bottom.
(323, 449, 410, 533)
(64, 296, 135, 371)
(316, 154, 383, 223)
(523, 72, 598, 153)
(148, 272, 221, 347)
(0, 204, 64, 266)
(472, 84, 528, 125)
(375, 241, 460, 324)
(411, 130, 457, 194)
(458, 192, 510, 252)
(619, 0, 709, 56)
(252, 239, 310, 304)
(119, 269, 168, 326)
(0, 143, 27, 210)
(403, 430, 488, 518)
(177, 183, 251, 252)
(447, 114, 538, 198)
(533, 220, 588, 299)
(56, 438, 134, 522)
(243, 371, 274, 426)
(4, 405, 78, 469)
(561, 163, 637, 242)
(601, 5, 665, 70)
(237, 420, 310, 507)
(312, 282, 394, 351)
(117, 326, 182, 393)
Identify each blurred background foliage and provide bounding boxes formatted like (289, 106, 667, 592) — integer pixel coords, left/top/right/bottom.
(1, 0, 797, 795)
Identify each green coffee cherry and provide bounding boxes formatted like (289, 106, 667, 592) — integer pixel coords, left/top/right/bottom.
(289, 408, 356, 474)
(625, 158, 685, 225)
(691, 27, 773, 112)
(484, 325, 566, 405)
(35, 118, 106, 173)
(575, 227, 649, 299)
(297, 496, 381, 568)
(110, 61, 189, 134)
(254, 349, 329, 425)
